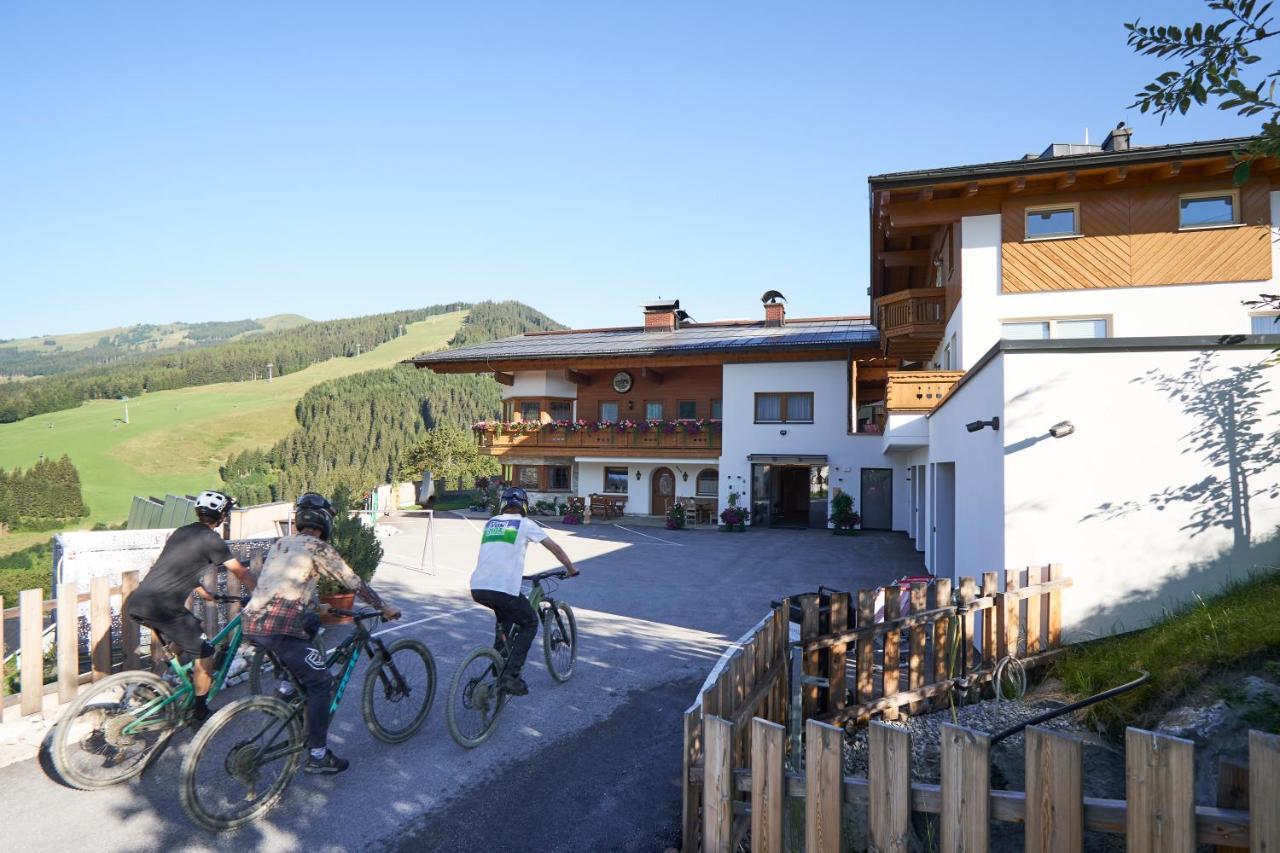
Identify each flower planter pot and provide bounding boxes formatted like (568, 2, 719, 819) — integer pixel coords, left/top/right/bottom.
(320, 592, 356, 625)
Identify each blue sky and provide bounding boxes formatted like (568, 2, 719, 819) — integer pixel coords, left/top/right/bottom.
(0, 1, 1265, 339)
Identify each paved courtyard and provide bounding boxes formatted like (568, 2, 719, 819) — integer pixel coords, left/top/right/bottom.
(0, 514, 922, 853)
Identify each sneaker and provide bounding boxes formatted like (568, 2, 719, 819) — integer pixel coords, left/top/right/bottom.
(276, 682, 298, 700)
(499, 674, 529, 696)
(304, 749, 349, 775)
(189, 703, 211, 727)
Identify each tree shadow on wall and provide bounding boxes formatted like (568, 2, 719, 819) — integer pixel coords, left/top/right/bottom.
(1082, 350, 1280, 556)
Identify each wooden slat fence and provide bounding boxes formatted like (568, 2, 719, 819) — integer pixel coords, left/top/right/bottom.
(683, 600, 791, 853)
(692, 719, 1280, 852)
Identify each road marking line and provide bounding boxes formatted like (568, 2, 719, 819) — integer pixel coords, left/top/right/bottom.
(372, 608, 484, 637)
(613, 524, 685, 547)
(447, 510, 483, 533)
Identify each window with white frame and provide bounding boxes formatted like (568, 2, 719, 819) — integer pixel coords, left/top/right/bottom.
(1251, 312, 1280, 334)
(1025, 203, 1080, 240)
(1001, 317, 1108, 340)
(695, 468, 718, 496)
(1179, 190, 1239, 229)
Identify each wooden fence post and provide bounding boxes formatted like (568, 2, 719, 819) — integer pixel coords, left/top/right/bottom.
(1251, 730, 1280, 853)
(19, 588, 43, 716)
(801, 595, 821, 719)
(856, 590, 875, 716)
(828, 592, 849, 713)
(1215, 756, 1248, 853)
(1126, 727, 1195, 853)
(91, 575, 112, 681)
(704, 715, 733, 853)
(980, 572, 998, 670)
(1024, 566, 1044, 655)
(959, 576, 976, 672)
(1046, 564, 1063, 648)
(882, 586, 901, 721)
(751, 718, 785, 853)
(56, 582, 78, 703)
(940, 723, 989, 853)
(932, 578, 952, 712)
(1025, 726, 1083, 853)
(120, 570, 140, 670)
(908, 582, 927, 714)
(1002, 568, 1022, 659)
(868, 722, 911, 853)
(805, 719, 843, 853)
(682, 706, 701, 853)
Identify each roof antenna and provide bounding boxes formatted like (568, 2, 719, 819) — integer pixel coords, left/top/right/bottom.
(1084, 127, 1090, 145)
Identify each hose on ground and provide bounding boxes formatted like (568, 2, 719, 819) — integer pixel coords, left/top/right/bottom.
(993, 655, 1027, 703)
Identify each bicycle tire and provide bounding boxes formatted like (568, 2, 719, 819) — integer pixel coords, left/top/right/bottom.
(51, 670, 177, 790)
(180, 695, 304, 831)
(542, 601, 578, 683)
(445, 646, 508, 749)
(362, 638, 436, 744)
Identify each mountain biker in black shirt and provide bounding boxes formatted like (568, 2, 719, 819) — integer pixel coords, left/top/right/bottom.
(125, 491, 257, 722)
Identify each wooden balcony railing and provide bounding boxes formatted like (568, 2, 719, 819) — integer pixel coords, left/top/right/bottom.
(474, 421, 722, 454)
(875, 288, 946, 337)
(885, 371, 964, 412)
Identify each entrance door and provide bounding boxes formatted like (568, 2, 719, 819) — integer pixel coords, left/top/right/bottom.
(651, 467, 676, 516)
(860, 468, 893, 530)
(932, 462, 955, 577)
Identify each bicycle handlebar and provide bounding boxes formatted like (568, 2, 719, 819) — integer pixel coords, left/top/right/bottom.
(526, 568, 571, 583)
(325, 607, 384, 622)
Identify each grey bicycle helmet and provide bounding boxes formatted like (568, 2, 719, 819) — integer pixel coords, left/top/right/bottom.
(500, 486, 529, 515)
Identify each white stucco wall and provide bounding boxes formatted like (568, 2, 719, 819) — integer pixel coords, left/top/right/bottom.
(924, 356, 1006, 578)
(502, 370, 579, 401)
(720, 360, 907, 527)
(999, 345, 1280, 639)
(575, 459, 717, 516)
(951, 194, 1280, 369)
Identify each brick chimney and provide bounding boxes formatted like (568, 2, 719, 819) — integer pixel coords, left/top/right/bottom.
(643, 299, 681, 332)
(762, 291, 786, 327)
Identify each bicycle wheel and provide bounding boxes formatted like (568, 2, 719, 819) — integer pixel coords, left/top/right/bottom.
(362, 639, 436, 744)
(180, 695, 304, 831)
(445, 646, 508, 748)
(52, 670, 178, 790)
(542, 601, 578, 683)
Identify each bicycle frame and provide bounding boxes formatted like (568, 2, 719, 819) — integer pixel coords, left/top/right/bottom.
(120, 611, 245, 736)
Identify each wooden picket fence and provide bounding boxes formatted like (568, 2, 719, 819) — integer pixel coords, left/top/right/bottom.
(1, 560, 254, 718)
(693, 716, 1280, 852)
(682, 567, 1071, 851)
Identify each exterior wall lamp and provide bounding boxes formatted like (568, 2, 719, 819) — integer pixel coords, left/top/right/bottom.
(965, 417, 1000, 433)
(635, 470, 642, 481)
(1049, 420, 1075, 439)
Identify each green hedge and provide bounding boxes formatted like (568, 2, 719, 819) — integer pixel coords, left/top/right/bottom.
(0, 541, 54, 602)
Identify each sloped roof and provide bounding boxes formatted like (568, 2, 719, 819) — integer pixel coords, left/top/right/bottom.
(408, 317, 878, 366)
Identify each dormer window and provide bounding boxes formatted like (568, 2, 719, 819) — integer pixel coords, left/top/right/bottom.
(1179, 190, 1239, 229)
(1025, 203, 1080, 240)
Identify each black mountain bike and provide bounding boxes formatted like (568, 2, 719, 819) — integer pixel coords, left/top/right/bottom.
(445, 568, 577, 748)
(179, 609, 436, 831)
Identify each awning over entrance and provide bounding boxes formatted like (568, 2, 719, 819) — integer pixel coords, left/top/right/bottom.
(747, 453, 829, 465)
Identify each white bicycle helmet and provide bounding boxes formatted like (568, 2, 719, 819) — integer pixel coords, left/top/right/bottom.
(194, 490, 233, 521)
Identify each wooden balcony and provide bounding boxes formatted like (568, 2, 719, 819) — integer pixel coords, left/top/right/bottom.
(885, 371, 964, 412)
(474, 421, 722, 458)
(875, 288, 946, 360)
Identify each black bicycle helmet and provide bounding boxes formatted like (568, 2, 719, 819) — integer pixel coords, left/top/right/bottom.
(295, 506, 333, 540)
(500, 486, 529, 515)
(296, 491, 334, 517)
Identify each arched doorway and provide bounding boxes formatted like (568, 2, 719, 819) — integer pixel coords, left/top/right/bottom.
(651, 467, 676, 516)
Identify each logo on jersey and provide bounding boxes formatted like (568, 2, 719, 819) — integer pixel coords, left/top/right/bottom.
(481, 517, 521, 545)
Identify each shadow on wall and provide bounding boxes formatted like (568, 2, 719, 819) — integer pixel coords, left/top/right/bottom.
(1074, 350, 1280, 637)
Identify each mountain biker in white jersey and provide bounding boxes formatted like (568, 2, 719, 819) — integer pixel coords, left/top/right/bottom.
(470, 486, 578, 696)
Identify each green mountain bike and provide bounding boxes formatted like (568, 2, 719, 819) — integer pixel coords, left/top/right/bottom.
(445, 568, 578, 749)
(50, 593, 249, 790)
(179, 608, 436, 831)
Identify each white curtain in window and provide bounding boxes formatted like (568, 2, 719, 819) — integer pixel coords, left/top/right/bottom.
(755, 394, 782, 421)
(786, 394, 813, 422)
(645, 401, 664, 420)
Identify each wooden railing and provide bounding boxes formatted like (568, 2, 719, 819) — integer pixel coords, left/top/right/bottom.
(885, 370, 965, 412)
(874, 288, 946, 338)
(691, 718, 1278, 851)
(475, 422, 722, 453)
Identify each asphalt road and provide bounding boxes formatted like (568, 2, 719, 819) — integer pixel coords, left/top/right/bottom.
(0, 515, 920, 852)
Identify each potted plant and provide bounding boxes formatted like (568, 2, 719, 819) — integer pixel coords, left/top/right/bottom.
(665, 501, 687, 530)
(829, 492, 860, 536)
(318, 485, 384, 624)
(719, 491, 750, 532)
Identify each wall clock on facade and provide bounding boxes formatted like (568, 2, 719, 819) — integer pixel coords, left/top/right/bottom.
(612, 371, 634, 394)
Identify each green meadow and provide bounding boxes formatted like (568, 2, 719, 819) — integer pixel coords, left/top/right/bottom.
(0, 311, 464, 538)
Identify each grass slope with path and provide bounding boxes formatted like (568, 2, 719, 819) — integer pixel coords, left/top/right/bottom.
(0, 311, 465, 533)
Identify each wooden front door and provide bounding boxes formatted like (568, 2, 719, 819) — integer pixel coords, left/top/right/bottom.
(651, 467, 676, 516)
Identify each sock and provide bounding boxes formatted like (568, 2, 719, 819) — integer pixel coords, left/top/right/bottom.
(310, 748, 327, 761)
(194, 693, 208, 712)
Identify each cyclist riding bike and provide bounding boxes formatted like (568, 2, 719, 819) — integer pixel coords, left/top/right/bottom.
(125, 490, 257, 723)
(470, 486, 578, 697)
(241, 492, 401, 775)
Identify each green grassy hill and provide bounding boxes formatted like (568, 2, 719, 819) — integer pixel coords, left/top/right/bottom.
(0, 313, 313, 357)
(0, 310, 465, 529)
